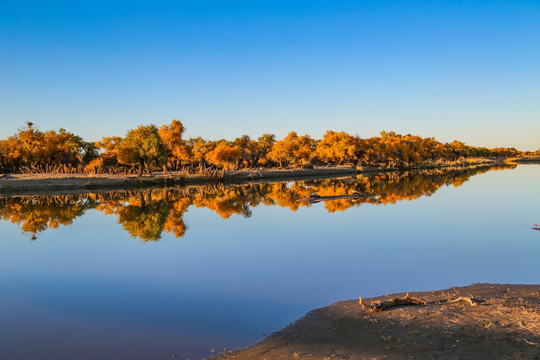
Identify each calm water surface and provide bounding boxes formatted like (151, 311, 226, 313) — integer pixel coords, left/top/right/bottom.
(1, 165, 539, 359)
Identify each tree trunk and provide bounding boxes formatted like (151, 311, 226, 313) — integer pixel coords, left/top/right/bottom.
(138, 161, 144, 177)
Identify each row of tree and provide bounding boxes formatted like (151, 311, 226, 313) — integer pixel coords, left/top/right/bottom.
(1, 165, 514, 241)
(0, 120, 533, 174)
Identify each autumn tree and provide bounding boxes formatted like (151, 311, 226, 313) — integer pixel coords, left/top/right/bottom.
(0, 123, 42, 171)
(116, 125, 167, 176)
(85, 136, 122, 173)
(14, 122, 46, 165)
(231, 133, 277, 168)
(294, 133, 317, 165)
(189, 137, 216, 169)
(448, 140, 471, 159)
(315, 130, 363, 165)
(268, 133, 295, 167)
(0, 123, 97, 171)
(206, 141, 242, 169)
(158, 119, 192, 170)
(95, 136, 122, 153)
(254, 133, 276, 166)
(41, 128, 96, 166)
(0, 140, 12, 172)
(232, 135, 254, 168)
(488, 147, 519, 158)
(268, 131, 316, 167)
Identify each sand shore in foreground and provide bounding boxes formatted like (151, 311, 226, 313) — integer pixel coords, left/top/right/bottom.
(208, 283, 540, 360)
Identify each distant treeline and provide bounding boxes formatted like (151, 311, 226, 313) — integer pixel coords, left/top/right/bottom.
(0, 120, 535, 174)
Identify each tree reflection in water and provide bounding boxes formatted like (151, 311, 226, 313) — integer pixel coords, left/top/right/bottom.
(0, 165, 514, 241)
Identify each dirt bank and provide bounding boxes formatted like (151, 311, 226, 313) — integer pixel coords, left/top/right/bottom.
(0, 160, 506, 196)
(0, 167, 357, 195)
(209, 283, 540, 360)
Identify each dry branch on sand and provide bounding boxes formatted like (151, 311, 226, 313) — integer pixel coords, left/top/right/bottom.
(359, 293, 427, 312)
(358, 293, 486, 312)
(446, 296, 485, 306)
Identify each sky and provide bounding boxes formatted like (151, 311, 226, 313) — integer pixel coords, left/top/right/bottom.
(0, 0, 539, 150)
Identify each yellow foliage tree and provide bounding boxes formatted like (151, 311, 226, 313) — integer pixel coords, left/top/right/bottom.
(158, 120, 192, 170)
(206, 141, 242, 169)
(315, 130, 362, 165)
(268, 131, 316, 167)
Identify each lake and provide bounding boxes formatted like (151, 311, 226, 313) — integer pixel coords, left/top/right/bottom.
(1, 164, 539, 360)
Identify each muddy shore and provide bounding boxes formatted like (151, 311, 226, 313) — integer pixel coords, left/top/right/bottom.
(208, 283, 540, 360)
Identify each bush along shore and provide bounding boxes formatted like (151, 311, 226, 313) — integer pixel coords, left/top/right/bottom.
(0, 159, 514, 195)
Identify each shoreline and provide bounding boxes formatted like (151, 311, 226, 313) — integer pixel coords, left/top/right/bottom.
(208, 283, 540, 360)
(0, 160, 510, 196)
(0, 167, 357, 196)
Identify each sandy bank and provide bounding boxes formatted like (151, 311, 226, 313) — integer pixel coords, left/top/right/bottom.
(208, 283, 540, 360)
(0, 167, 358, 196)
(0, 160, 507, 196)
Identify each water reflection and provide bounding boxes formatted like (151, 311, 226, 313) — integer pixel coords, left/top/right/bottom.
(0, 165, 514, 241)
(2, 163, 538, 360)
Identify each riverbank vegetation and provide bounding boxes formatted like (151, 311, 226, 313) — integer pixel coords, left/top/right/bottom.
(0, 121, 535, 175)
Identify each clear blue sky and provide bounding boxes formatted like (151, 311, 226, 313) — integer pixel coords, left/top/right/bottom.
(1, 0, 539, 150)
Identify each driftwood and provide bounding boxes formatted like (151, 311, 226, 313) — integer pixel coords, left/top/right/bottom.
(359, 293, 486, 312)
(523, 338, 540, 347)
(303, 193, 376, 203)
(359, 293, 427, 312)
(447, 296, 485, 306)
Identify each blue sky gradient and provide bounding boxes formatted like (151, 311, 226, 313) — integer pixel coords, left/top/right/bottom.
(1, 0, 539, 150)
